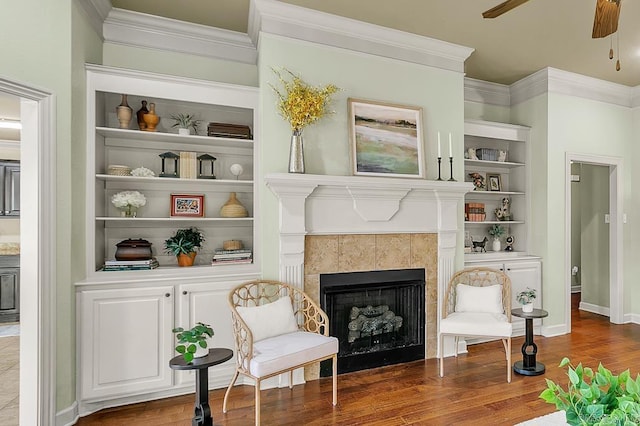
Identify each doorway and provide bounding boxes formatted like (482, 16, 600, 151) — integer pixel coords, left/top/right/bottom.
(0, 77, 56, 425)
(565, 153, 623, 332)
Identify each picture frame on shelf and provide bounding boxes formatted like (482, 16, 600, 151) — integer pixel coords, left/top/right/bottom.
(171, 194, 204, 217)
(468, 172, 486, 191)
(487, 173, 502, 191)
(348, 98, 424, 178)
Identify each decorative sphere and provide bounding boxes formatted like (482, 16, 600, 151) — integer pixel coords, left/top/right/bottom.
(230, 163, 243, 177)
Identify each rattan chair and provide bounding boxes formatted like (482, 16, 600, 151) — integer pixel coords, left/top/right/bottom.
(439, 267, 513, 382)
(223, 280, 338, 425)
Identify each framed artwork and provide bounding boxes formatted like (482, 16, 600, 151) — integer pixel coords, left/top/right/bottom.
(468, 172, 486, 191)
(348, 98, 424, 178)
(487, 173, 502, 191)
(171, 194, 204, 217)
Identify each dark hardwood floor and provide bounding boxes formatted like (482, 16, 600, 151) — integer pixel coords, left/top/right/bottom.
(77, 293, 640, 425)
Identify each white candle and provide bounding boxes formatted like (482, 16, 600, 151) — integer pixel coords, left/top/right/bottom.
(437, 132, 441, 158)
(448, 133, 453, 158)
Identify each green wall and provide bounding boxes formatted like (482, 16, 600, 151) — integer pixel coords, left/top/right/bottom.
(257, 34, 467, 278)
(103, 44, 258, 87)
(512, 91, 633, 327)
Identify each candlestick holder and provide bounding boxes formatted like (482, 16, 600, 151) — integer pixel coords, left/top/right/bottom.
(448, 156, 456, 181)
(436, 157, 443, 181)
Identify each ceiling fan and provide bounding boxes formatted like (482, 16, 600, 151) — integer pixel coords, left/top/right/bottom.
(482, 0, 621, 39)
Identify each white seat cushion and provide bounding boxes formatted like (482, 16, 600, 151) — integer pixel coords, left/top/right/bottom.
(250, 331, 339, 378)
(439, 312, 512, 337)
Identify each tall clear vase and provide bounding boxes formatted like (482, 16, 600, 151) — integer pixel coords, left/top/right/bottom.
(288, 130, 305, 174)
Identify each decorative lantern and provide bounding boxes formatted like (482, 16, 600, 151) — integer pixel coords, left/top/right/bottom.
(197, 154, 217, 179)
(159, 152, 179, 178)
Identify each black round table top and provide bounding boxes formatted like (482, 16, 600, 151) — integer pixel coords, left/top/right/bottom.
(512, 308, 548, 319)
(169, 347, 233, 370)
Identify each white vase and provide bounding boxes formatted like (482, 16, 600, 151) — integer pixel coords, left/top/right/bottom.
(178, 128, 190, 135)
(194, 338, 211, 358)
(522, 302, 534, 313)
(492, 237, 501, 252)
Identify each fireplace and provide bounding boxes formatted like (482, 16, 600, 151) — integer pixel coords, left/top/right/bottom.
(319, 268, 425, 375)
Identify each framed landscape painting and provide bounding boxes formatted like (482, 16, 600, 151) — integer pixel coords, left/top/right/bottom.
(348, 98, 424, 178)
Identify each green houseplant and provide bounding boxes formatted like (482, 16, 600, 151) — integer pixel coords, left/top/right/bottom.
(488, 224, 506, 252)
(172, 322, 214, 363)
(540, 357, 640, 425)
(170, 113, 200, 135)
(516, 287, 537, 312)
(164, 227, 204, 267)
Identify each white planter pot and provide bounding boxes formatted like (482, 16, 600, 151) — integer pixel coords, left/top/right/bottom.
(193, 336, 212, 358)
(522, 302, 534, 313)
(178, 128, 190, 135)
(492, 238, 501, 252)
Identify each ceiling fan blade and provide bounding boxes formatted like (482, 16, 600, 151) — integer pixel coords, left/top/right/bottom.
(592, 0, 620, 38)
(482, 0, 530, 18)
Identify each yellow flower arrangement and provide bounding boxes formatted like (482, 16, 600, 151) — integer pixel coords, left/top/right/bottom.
(270, 68, 339, 133)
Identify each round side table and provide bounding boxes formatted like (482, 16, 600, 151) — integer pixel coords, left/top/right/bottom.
(170, 348, 233, 426)
(511, 308, 548, 376)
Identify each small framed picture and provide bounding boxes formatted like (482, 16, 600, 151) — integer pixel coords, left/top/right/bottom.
(487, 174, 502, 191)
(468, 172, 486, 191)
(171, 194, 204, 217)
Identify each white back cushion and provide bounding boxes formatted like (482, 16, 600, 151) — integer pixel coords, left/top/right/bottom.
(455, 283, 503, 314)
(236, 296, 299, 342)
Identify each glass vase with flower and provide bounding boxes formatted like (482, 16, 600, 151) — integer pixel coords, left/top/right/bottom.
(111, 190, 147, 217)
(270, 68, 339, 173)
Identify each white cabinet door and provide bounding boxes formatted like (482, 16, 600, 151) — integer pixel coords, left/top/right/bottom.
(175, 280, 242, 387)
(79, 285, 174, 400)
(504, 261, 542, 309)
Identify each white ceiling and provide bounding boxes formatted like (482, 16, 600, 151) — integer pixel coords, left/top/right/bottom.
(110, 0, 640, 87)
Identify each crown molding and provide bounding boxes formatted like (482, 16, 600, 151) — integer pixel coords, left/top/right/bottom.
(249, 0, 474, 73)
(103, 8, 257, 64)
(632, 86, 640, 108)
(510, 67, 633, 108)
(464, 78, 510, 106)
(76, 0, 111, 39)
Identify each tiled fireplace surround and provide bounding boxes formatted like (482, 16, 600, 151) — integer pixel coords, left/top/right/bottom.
(265, 173, 471, 380)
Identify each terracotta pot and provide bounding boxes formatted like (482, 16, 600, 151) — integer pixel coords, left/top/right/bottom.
(177, 252, 197, 267)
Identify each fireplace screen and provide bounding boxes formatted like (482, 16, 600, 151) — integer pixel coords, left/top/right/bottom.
(320, 268, 425, 375)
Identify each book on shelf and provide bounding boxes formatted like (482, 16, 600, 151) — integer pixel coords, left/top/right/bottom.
(464, 202, 486, 222)
(211, 257, 253, 265)
(214, 248, 252, 255)
(102, 258, 159, 271)
(105, 258, 158, 266)
(179, 151, 197, 179)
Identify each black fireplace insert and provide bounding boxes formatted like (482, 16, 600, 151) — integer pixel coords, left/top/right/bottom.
(320, 268, 425, 375)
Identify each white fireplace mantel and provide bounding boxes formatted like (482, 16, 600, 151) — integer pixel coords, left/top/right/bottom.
(265, 173, 473, 295)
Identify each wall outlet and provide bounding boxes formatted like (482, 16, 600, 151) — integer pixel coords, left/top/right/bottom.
(605, 214, 610, 224)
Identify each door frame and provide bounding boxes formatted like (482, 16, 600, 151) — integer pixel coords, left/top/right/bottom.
(565, 152, 623, 331)
(0, 77, 56, 425)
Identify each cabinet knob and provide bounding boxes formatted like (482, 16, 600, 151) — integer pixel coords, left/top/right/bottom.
(165, 293, 170, 298)
(182, 290, 188, 295)
(507, 268, 511, 271)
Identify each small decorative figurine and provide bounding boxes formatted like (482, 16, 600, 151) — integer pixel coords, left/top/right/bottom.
(494, 197, 512, 221)
(505, 235, 514, 251)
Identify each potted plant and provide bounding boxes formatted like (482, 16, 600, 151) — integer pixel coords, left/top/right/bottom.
(540, 357, 640, 425)
(170, 113, 200, 135)
(516, 287, 536, 313)
(164, 227, 205, 267)
(172, 322, 214, 363)
(488, 224, 506, 251)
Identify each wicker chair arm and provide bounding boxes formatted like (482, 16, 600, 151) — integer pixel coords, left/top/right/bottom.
(292, 288, 330, 336)
(229, 308, 254, 373)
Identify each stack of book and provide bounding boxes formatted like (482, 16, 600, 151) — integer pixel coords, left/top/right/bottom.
(179, 151, 198, 179)
(465, 202, 486, 222)
(211, 249, 253, 265)
(103, 258, 159, 271)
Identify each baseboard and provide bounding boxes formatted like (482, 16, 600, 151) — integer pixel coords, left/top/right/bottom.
(625, 313, 640, 324)
(579, 302, 610, 317)
(56, 400, 79, 426)
(541, 323, 568, 337)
